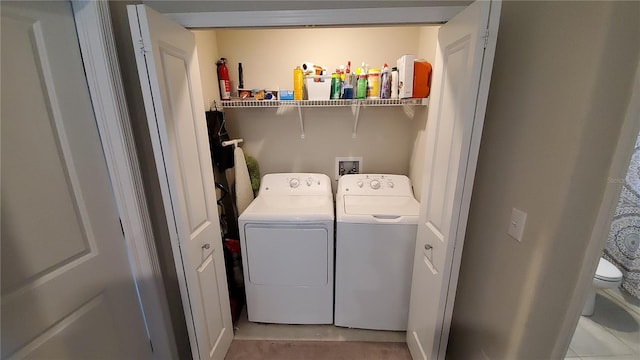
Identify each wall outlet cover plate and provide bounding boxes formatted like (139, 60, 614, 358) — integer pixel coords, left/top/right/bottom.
(508, 208, 527, 242)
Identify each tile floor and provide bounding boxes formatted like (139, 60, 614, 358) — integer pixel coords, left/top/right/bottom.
(233, 309, 405, 343)
(565, 289, 640, 360)
(233, 288, 639, 358)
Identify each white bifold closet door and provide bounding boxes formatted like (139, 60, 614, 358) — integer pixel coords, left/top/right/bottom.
(1, 1, 152, 359)
(127, 4, 234, 360)
(407, 1, 501, 360)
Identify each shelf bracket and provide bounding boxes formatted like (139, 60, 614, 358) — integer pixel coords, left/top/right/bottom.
(297, 103, 305, 139)
(352, 101, 362, 138)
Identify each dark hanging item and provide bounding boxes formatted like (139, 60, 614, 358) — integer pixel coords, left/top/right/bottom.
(205, 109, 234, 171)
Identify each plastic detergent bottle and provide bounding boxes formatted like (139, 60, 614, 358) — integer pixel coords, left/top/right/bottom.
(293, 66, 304, 100)
(331, 72, 341, 100)
(367, 67, 381, 99)
(356, 64, 367, 99)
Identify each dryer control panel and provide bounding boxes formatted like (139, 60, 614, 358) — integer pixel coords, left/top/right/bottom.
(338, 174, 414, 196)
(259, 173, 332, 195)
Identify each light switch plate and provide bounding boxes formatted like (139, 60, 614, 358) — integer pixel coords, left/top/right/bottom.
(508, 208, 527, 242)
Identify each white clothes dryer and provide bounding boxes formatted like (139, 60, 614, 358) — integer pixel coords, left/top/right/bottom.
(335, 174, 420, 331)
(239, 173, 334, 324)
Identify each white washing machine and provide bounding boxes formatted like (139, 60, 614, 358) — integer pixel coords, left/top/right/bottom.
(335, 174, 420, 330)
(239, 173, 334, 324)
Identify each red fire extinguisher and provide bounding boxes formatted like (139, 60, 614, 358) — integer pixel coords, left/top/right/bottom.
(217, 58, 231, 100)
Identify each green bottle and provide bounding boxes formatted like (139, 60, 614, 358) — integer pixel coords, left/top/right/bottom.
(356, 74, 367, 99)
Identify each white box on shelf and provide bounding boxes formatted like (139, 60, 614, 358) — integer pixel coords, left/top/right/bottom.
(397, 54, 415, 99)
(305, 76, 332, 100)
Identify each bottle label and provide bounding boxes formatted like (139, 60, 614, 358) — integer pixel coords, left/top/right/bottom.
(220, 80, 231, 100)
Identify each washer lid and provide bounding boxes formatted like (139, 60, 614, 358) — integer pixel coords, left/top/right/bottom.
(239, 194, 334, 221)
(595, 258, 623, 281)
(344, 195, 419, 217)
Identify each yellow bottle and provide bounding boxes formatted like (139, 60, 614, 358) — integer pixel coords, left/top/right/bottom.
(293, 66, 304, 100)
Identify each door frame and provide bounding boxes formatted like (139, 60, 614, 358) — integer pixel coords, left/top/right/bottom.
(72, 1, 640, 359)
(71, 1, 176, 358)
(74, 1, 502, 359)
(551, 58, 640, 358)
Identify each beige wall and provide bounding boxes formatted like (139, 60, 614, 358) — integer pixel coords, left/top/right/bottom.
(198, 27, 438, 189)
(409, 26, 439, 199)
(192, 30, 220, 110)
(215, 27, 422, 92)
(448, 2, 640, 359)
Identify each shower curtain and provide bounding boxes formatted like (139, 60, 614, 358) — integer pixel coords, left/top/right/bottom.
(604, 132, 640, 299)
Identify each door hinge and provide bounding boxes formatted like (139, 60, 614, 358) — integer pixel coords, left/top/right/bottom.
(482, 28, 490, 49)
(138, 38, 149, 55)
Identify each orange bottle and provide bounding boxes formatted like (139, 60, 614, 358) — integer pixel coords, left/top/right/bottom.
(412, 61, 432, 98)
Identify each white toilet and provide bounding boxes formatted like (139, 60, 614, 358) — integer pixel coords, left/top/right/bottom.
(582, 257, 623, 316)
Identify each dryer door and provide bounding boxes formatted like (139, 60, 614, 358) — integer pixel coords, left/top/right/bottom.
(245, 226, 329, 286)
(242, 223, 334, 324)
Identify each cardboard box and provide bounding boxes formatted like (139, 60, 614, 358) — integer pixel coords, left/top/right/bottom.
(413, 60, 432, 98)
(397, 54, 415, 99)
(279, 90, 294, 100)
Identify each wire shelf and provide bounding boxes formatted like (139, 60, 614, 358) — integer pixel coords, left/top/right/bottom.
(217, 98, 428, 139)
(220, 98, 427, 108)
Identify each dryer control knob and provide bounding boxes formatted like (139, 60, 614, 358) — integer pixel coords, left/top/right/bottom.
(387, 181, 394, 188)
(289, 178, 300, 188)
(370, 179, 381, 190)
(357, 181, 364, 188)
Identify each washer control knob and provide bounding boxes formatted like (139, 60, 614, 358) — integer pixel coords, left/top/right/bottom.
(357, 180, 364, 188)
(289, 178, 300, 188)
(370, 179, 381, 190)
(306, 178, 313, 186)
(387, 181, 394, 188)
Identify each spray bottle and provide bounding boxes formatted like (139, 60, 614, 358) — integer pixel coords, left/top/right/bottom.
(380, 64, 391, 99)
(391, 67, 399, 99)
(356, 62, 368, 99)
(343, 61, 353, 99)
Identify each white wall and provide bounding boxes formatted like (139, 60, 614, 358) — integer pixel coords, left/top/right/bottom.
(194, 26, 438, 189)
(447, 2, 640, 359)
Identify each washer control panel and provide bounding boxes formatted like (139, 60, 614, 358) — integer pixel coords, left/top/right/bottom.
(260, 173, 332, 195)
(339, 174, 413, 196)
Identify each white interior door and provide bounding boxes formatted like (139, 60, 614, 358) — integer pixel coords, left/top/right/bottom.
(1, 1, 152, 359)
(127, 5, 233, 360)
(406, 1, 501, 359)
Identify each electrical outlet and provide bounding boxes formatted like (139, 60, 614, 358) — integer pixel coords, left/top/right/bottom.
(335, 157, 363, 180)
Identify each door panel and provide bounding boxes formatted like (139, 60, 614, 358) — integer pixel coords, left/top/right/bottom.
(407, 1, 500, 359)
(159, 49, 210, 231)
(1, 2, 151, 359)
(196, 253, 226, 355)
(128, 5, 233, 360)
